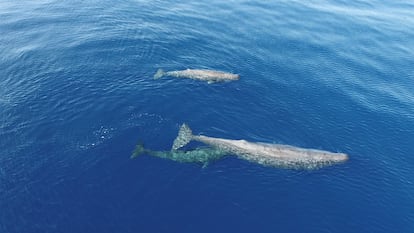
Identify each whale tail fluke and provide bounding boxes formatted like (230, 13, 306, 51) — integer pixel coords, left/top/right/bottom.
(131, 142, 146, 159)
(154, 69, 165, 79)
(172, 124, 193, 150)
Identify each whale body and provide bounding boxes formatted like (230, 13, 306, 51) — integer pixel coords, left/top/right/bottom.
(172, 124, 349, 170)
(154, 68, 239, 83)
(131, 142, 228, 167)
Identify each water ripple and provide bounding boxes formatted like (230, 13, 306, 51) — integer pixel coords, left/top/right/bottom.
(1, 0, 414, 232)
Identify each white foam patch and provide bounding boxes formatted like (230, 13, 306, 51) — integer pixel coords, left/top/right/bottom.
(77, 126, 116, 150)
(127, 112, 166, 126)
(75, 112, 170, 152)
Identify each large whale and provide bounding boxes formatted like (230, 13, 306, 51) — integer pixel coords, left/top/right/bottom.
(154, 68, 239, 83)
(172, 124, 349, 170)
(131, 142, 228, 167)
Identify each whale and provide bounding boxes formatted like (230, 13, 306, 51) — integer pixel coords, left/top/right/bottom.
(172, 124, 349, 170)
(154, 68, 239, 83)
(131, 142, 228, 167)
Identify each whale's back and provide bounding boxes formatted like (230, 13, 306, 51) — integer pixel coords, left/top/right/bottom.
(168, 69, 239, 82)
(197, 136, 348, 169)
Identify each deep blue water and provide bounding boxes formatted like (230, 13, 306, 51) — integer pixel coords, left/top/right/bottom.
(1, 0, 414, 232)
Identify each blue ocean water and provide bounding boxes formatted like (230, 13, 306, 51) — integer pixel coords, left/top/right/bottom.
(1, 0, 414, 232)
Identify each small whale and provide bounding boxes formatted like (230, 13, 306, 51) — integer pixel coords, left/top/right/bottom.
(131, 142, 228, 167)
(154, 68, 239, 83)
(172, 124, 349, 170)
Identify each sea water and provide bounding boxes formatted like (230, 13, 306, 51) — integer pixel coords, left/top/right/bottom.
(1, 0, 413, 232)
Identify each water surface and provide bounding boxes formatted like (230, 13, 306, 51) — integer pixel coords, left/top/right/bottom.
(1, 0, 414, 232)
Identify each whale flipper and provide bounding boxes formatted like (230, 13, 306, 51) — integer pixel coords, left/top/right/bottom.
(154, 69, 165, 79)
(172, 124, 193, 150)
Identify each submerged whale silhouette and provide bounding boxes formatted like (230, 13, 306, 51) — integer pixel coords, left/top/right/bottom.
(154, 68, 239, 83)
(131, 142, 227, 167)
(172, 124, 349, 170)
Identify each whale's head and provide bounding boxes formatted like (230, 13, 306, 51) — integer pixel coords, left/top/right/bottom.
(330, 152, 349, 163)
(305, 152, 349, 169)
(232, 74, 240, 80)
(313, 151, 349, 165)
